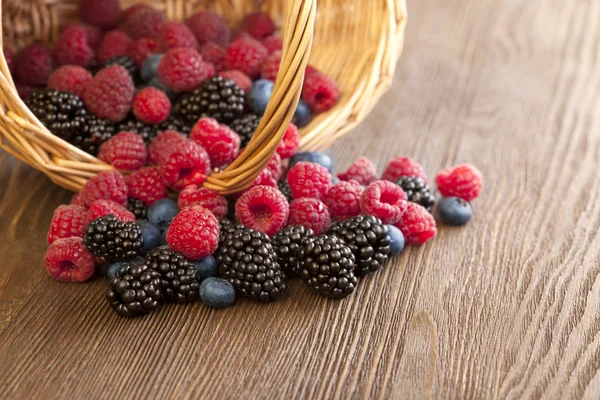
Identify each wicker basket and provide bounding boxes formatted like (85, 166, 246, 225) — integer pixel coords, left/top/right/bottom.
(0, 0, 406, 194)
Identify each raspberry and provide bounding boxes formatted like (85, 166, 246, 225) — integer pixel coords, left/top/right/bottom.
(435, 163, 483, 201)
(87, 199, 136, 223)
(4, 46, 15, 74)
(54, 26, 95, 67)
(305, 65, 320, 78)
(123, 4, 152, 19)
(158, 22, 199, 52)
(324, 180, 363, 221)
(70, 193, 84, 207)
(158, 48, 215, 93)
(79, 0, 121, 30)
(200, 42, 226, 71)
(16, 83, 35, 100)
(44, 237, 96, 283)
(98, 132, 147, 170)
(187, 11, 231, 47)
(276, 123, 300, 159)
(133, 87, 172, 124)
(159, 139, 211, 190)
(394, 202, 437, 245)
(236, 185, 289, 236)
(178, 185, 228, 220)
(382, 156, 428, 183)
(287, 161, 332, 200)
(47, 204, 88, 244)
(190, 117, 240, 168)
(301, 72, 339, 113)
(83, 65, 134, 122)
(97, 30, 134, 66)
(226, 36, 268, 79)
(166, 205, 219, 259)
(148, 130, 186, 164)
(122, 8, 166, 40)
(338, 157, 377, 186)
(126, 166, 168, 206)
(128, 38, 159, 67)
(240, 12, 276, 40)
(288, 198, 330, 235)
(15, 43, 54, 86)
(261, 50, 281, 81)
(249, 168, 278, 189)
(79, 170, 128, 208)
(47, 65, 92, 98)
(218, 69, 252, 91)
(262, 35, 283, 54)
(73, 23, 104, 48)
(361, 180, 408, 225)
(266, 152, 282, 181)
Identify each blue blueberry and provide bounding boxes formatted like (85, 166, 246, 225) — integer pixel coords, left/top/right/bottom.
(147, 77, 177, 101)
(247, 79, 274, 115)
(437, 197, 472, 226)
(386, 224, 405, 255)
(140, 54, 164, 82)
(293, 99, 312, 128)
(331, 177, 340, 185)
(148, 199, 180, 235)
(104, 257, 145, 278)
(194, 256, 218, 281)
(199, 277, 236, 309)
(137, 220, 163, 253)
(289, 151, 334, 173)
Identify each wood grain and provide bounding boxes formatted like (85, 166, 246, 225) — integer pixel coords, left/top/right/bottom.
(2, 0, 600, 398)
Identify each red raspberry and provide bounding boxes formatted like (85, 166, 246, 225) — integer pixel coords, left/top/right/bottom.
(236, 185, 289, 236)
(301, 72, 339, 113)
(287, 161, 332, 200)
(126, 166, 168, 206)
(324, 180, 363, 221)
(70, 192, 84, 207)
(248, 168, 277, 190)
(218, 69, 252, 91)
(266, 152, 282, 181)
(44, 237, 95, 283)
(83, 65, 134, 122)
(262, 35, 283, 54)
(16, 83, 35, 100)
(226, 36, 268, 79)
(159, 139, 211, 190)
(394, 202, 437, 245)
(98, 132, 147, 170)
(79, 170, 128, 208)
(200, 42, 226, 71)
(129, 38, 159, 67)
(382, 156, 428, 183)
(166, 205, 219, 259)
(4, 46, 15, 75)
(54, 26, 95, 67)
(261, 50, 281, 81)
(240, 12, 276, 40)
(190, 117, 240, 168)
(288, 198, 330, 235)
(276, 123, 300, 159)
(187, 11, 231, 47)
(122, 8, 166, 40)
(305, 65, 320, 78)
(47, 65, 92, 98)
(79, 0, 121, 30)
(148, 130, 186, 164)
(15, 43, 54, 86)
(338, 157, 378, 186)
(87, 199, 136, 223)
(47, 204, 88, 244)
(97, 30, 134, 65)
(71, 23, 104, 48)
(435, 163, 483, 201)
(158, 48, 215, 93)
(123, 4, 152, 19)
(157, 22, 199, 52)
(361, 180, 408, 224)
(178, 185, 228, 220)
(133, 87, 171, 124)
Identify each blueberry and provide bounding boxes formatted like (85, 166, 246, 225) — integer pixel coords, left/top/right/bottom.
(437, 197, 472, 226)
(293, 99, 312, 128)
(147, 77, 177, 101)
(148, 199, 179, 235)
(104, 257, 145, 278)
(194, 256, 218, 281)
(199, 277, 236, 309)
(331, 177, 340, 185)
(247, 79, 274, 115)
(137, 220, 162, 253)
(140, 54, 164, 82)
(386, 225, 405, 255)
(289, 151, 334, 173)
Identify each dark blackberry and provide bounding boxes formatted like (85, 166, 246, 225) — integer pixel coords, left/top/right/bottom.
(128, 198, 148, 220)
(229, 113, 261, 147)
(395, 176, 436, 212)
(104, 55, 139, 82)
(74, 111, 116, 156)
(152, 116, 192, 137)
(84, 215, 144, 263)
(277, 179, 292, 202)
(271, 226, 314, 276)
(216, 226, 287, 302)
(145, 246, 200, 303)
(297, 235, 358, 299)
(25, 89, 85, 140)
(328, 215, 391, 277)
(117, 117, 155, 144)
(105, 263, 162, 318)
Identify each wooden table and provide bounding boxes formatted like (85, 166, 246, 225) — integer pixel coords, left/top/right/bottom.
(2, 0, 599, 398)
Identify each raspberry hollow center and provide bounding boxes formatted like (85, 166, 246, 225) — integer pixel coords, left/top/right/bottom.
(380, 191, 399, 205)
(250, 204, 272, 221)
(59, 260, 76, 271)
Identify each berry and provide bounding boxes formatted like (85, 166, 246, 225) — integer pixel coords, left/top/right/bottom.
(72, 23, 104, 48)
(435, 164, 483, 201)
(148, 130, 186, 164)
(240, 12, 276, 40)
(218, 69, 252, 91)
(395, 176, 436, 212)
(105, 264, 162, 318)
(104, 55, 139, 82)
(45, 237, 95, 283)
(84, 215, 144, 262)
(338, 157, 377, 186)
(133, 87, 172, 124)
(152, 116, 192, 137)
(83, 65, 134, 122)
(16, 83, 35, 100)
(98, 132, 147, 170)
(158, 48, 214, 93)
(122, 8, 166, 40)
(126, 166, 169, 206)
(228, 113, 260, 147)
(245, 168, 278, 192)
(361, 180, 408, 225)
(271, 225, 315, 275)
(80, 170, 127, 208)
(88, 199, 136, 223)
(276, 123, 300, 159)
(297, 235, 357, 299)
(235, 185, 289, 236)
(47, 66, 92, 98)
(200, 42, 226, 71)
(287, 161, 332, 200)
(194, 255, 218, 281)
(247, 79, 274, 115)
(260, 51, 281, 81)
(96, 31, 134, 66)
(190, 117, 240, 168)
(437, 197, 473, 226)
(266, 152, 282, 181)
(157, 22, 199, 52)
(226, 35, 268, 79)
(79, 0, 121, 30)
(178, 185, 228, 220)
(387, 224, 405, 255)
(4, 46, 15, 74)
(278, 180, 293, 202)
(187, 11, 231, 47)
(293, 99, 312, 128)
(145, 246, 200, 303)
(158, 139, 211, 190)
(288, 198, 330, 235)
(301, 72, 339, 113)
(72, 113, 117, 156)
(262, 36, 283, 54)
(166, 206, 220, 259)
(137, 220, 163, 253)
(148, 198, 180, 234)
(15, 43, 54, 86)
(47, 204, 88, 244)
(200, 277, 236, 308)
(129, 38, 159, 68)
(123, 4, 152, 19)
(394, 202, 437, 245)
(127, 198, 148, 220)
(324, 180, 363, 221)
(140, 54, 164, 83)
(54, 26, 95, 67)
(25, 89, 85, 143)
(382, 157, 428, 183)
(101, 257, 145, 278)
(289, 151, 333, 172)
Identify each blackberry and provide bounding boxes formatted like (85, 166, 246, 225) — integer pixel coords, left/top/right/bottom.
(145, 246, 200, 303)
(216, 226, 287, 302)
(84, 215, 144, 263)
(328, 215, 391, 277)
(104, 55, 139, 82)
(74, 111, 116, 156)
(25, 89, 85, 140)
(395, 176, 436, 212)
(105, 263, 162, 318)
(271, 226, 314, 275)
(128, 198, 148, 220)
(152, 116, 192, 137)
(297, 235, 358, 299)
(277, 179, 292, 202)
(229, 113, 261, 147)
(117, 117, 155, 144)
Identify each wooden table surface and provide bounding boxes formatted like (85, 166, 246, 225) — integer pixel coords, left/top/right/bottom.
(2, 0, 600, 398)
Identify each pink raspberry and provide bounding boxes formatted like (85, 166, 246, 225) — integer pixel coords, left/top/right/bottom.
(126, 166, 168, 206)
(159, 139, 211, 190)
(98, 132, 147, 170)
(47, 65, 92, 98)
(133, 87, 171, 124)
(276, 123, 300, 159)
(44, 237, 96, 283)
(226, 36, 268, 79)
(288, 198, 330, 235)
(218, 69, 252, 91)
(305, 65, 320, 78)
(287, 161, 332, 200)
(361, 180, 408, 225)
(47, 204, 88, 244)
(324, 180, 363, 221)
(301, 72, 339, 113)
(73, 23, 104, 48)
(338, 157, 378, 186)
(190, 117, 240, 168)
(435, 163, 483, 201)
(158, 48, 215, 92)
(236, 185, 289, 236)
(261, 50, 281, 81)
(148, 130, 186, 164)
(54, 25, 95, 67)
(394, 202, 437, 245)
(157, 22, 199, 52)
(262, 35, 283, 54)
(129, 38, 159, 67)
(240, 12, 276, 40)
(382, 156, 428, 183)
(97, 30, 134, 66)
(200, 42, 226, 71)
(79, 170, 128, 208)
(4, 46, 15, 75)
(15, 43, 54, 86)
(83, 65, 134, 122)
(248, 168, 278, 190)
(122, 8, 166, 40)
(266, 152, 282, 181)
(187, 11, 231, 47)
(87, 199, 136, 223)
(70, 193, 84, 207)
(123, 4, 152, 19)
(79, 0, 121, 30)
(178, 185, 228, 220)
(166, 205, 220, 259)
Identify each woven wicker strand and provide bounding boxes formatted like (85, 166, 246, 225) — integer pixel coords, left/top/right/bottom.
(0, 0, 406, 194)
